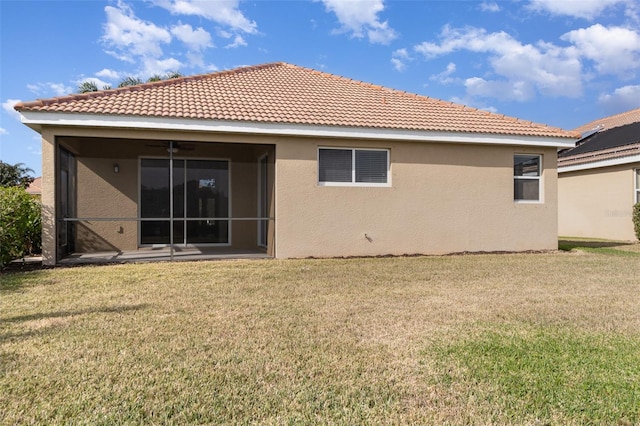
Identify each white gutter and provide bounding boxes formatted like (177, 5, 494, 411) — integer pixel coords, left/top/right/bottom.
(19, 111, 577, 149)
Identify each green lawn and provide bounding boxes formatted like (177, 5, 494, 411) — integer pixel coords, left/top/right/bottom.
(2, 249, 639, 424)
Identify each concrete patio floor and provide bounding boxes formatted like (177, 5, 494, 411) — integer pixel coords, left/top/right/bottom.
(58, 247, 271, 265)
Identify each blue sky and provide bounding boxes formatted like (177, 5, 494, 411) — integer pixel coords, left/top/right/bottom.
(1, 0, 639, 176)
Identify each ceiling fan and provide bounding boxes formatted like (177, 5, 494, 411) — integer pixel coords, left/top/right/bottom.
(145, 141, 196, 153)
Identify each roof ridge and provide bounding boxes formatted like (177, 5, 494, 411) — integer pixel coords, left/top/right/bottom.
(573, 107, 640, 132)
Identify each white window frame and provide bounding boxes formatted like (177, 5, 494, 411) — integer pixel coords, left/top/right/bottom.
(514, 154, 543, 203)
(317, 147, 390, 187)
(635, 168, 640, 204)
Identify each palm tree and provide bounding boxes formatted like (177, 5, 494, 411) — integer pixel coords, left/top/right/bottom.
(78, 81, 99, 93)
(118, 76, 144, 88)
(0, 161, 35, 188)
(77, 81, 111, 93)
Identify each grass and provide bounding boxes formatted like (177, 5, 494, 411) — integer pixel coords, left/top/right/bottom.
(2, 248, 640, 424)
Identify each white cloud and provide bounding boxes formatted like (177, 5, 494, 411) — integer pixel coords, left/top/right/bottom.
(102, 1, 172, 60)
(320, 0, 397, 44)
(561, 24, 640, 78)
(430, 62, 457, 84)
(171, 23, 213, 50)
(152, 0, 257, 34)
(27, 143, 42, 156)
(0, 128, 8, 135)
(480, 2, 501, 12)
(101, 2, 187, 77)
(104, 49, 136, 64)
(76, 77, 112, 90)
(391, 48, 411, 71)
(185, 51, 204, 68)
(414, 26, 583, 101)
(450, 96, 498, 113)
(527, 0, 629, 20)
(2, 99, 22, 121)
(225, 35, 247, 49)
(142, 57, 184, 77)
(96, 68, 122, 80)
(27, 82, 73, 96)
(465, 77, 536, 102)
(598, 84, 640, 111)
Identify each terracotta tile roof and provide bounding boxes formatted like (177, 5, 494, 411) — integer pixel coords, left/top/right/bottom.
(573, 107, 640, 135)
(15, 62, 576, 139)
(26, 177, 42, 195)
(558, 142, 640, 168)
(558, 121, 640, 169)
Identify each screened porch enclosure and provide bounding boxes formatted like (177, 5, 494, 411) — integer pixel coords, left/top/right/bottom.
(140, 158, 230, 246)
(55, 136, 275, 262)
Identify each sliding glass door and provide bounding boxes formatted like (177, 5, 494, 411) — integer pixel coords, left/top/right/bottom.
(140, 158, 229, 245)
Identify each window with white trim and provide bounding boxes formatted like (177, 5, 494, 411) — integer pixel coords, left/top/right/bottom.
(318, 148, 389, 186)
(636, 169, 640, 203)
(514, 154, 541, 202)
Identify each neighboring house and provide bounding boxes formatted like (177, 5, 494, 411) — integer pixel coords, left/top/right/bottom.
(26, 176, 42, 196)
(558, 108, 640, 241)
(15, 62, 577, 265)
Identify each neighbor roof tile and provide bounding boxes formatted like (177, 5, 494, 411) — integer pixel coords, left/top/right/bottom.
(573, 108, 640, 135)
(15, 62, 576, 139)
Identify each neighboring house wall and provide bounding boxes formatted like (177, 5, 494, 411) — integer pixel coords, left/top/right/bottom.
(558, 163, 639, 241)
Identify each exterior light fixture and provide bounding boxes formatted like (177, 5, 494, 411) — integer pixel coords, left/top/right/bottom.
(114, 164, 120, 173)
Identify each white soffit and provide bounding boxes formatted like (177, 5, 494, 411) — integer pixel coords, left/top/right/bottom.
(20, 111, 577, 148)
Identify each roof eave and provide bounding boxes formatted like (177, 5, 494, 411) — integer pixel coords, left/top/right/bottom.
(559, 154, 640, 173)
(19, 110, 578, 149)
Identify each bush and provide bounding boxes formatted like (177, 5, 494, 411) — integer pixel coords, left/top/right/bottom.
(0, 187, 41, 267)
(634, 202, 640, 241)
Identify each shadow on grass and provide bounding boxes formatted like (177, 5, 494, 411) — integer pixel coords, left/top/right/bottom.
(559, 239, 640, 256)
(0, 268, 53, 293)
(1, 304, 150, 342)
(4, 304, 149, 324)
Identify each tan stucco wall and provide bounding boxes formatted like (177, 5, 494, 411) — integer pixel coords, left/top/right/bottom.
(75, 157, 138, 252)
(40, 129, 56, 265)
(275, 139, 558, 257)
(39, 125, 559, 262)
(558, 164, 639, 241)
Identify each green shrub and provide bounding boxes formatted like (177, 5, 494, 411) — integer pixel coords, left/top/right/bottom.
(0, 186, 41, 267)
(634, 202, 640, 241)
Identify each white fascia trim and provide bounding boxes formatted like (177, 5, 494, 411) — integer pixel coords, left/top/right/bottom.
(559, 154, 640, 173)
(20, 111, 577, 148)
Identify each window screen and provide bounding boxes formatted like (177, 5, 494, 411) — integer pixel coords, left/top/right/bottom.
(355, 150, 388, 183)
(319, 149, 352, 183)
(319, 148, 389, 185)
(514, 155, 541, 201)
